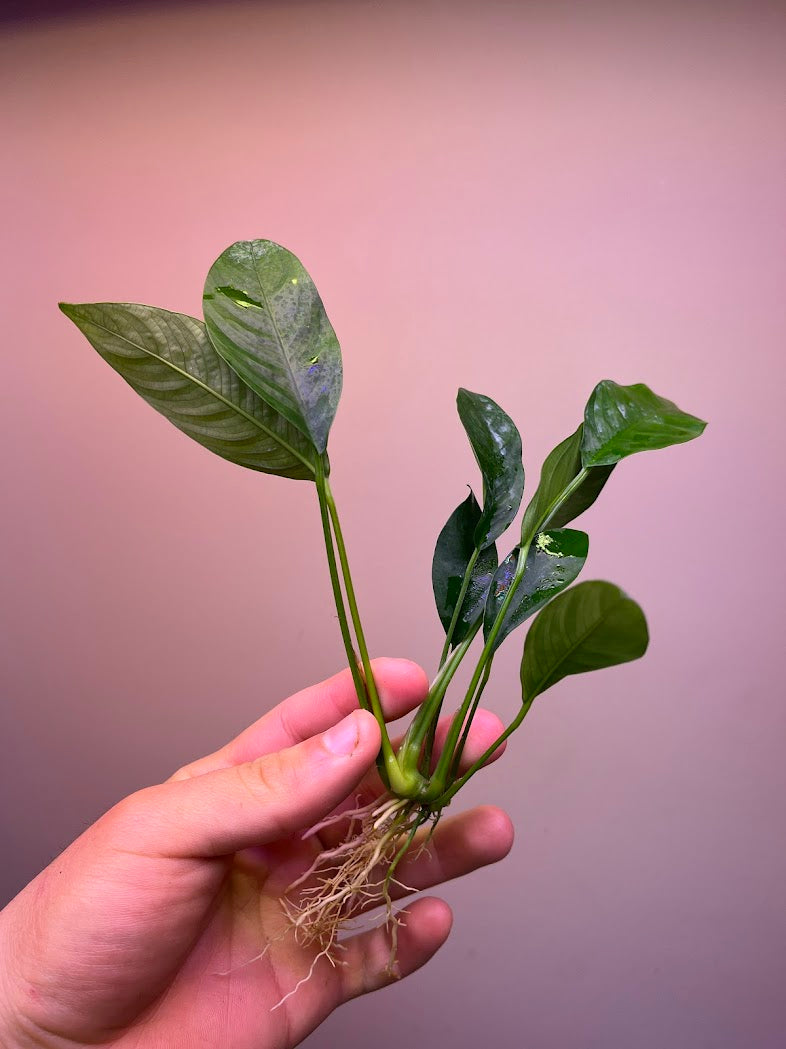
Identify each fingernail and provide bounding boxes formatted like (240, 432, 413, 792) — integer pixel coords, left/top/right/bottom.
(323, 713, 360, 756)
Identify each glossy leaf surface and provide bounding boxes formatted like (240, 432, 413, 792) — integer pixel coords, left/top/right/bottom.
(456, 388, 524, 549)
(59, 302, 315, 478)
(432, 491, 498, 643)
(582, 380, 706, 468)
(484, 528, 588, 651)
(521, 424, 613, 539)
(521, 580, 649, 701)
(203, 240, 342, 454)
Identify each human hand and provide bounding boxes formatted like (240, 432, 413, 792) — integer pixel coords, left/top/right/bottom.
(0, 659, 513, 1048)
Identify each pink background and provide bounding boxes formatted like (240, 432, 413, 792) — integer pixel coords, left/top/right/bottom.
(1, 2, 784, 1045)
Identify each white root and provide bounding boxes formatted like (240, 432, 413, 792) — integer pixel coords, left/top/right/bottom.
(269, 945, 334, 1011)
(282, 795, 427, 965)
(300, 795, 369, 839)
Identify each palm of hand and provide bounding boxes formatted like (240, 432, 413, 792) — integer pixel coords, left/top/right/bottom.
(65, 829, 432, 1047)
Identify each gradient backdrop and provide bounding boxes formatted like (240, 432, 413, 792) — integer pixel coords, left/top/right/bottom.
(1, 1, 784, 1046)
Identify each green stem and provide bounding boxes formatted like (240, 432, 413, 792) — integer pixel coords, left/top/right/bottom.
(397, 631, 476, 776)
(526, 467, 591, 543)
(428, 541, 529, 794)
(449, 659, 492, 780)
(421, 636, 474, 775)
(383, 809, 427, 897)
(438, 547, 480, 668)
(322, 474, 421, 795)
(436, 696, 535, 806)
(314, 458, 369, 711)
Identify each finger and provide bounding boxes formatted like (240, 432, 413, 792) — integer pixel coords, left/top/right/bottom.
(338, 897, 453, 1002)
(170, 658, 428, 780)
(353, 805, 514, 916)
(313, 708, 508, 851)
(118, 710, 381, 858)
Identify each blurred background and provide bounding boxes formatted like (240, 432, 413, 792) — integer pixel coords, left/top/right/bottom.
(1, 1, 784, 1046)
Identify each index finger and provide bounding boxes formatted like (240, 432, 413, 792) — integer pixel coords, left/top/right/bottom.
(169, 657, 428, 781)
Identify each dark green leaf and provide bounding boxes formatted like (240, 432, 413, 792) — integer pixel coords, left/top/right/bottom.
(59, 302, 316, 479)
(456, 389, 524, 549)
(582, 380, 706, 468)
(521, 580, 649, 701)
(432, 491, 499, 643)
(203, 240, 342, 454)
(484, 529, 588, 651)
(521, 424, 613, 539)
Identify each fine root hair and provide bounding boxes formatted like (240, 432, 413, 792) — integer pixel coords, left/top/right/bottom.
(282, 794, 431, 974)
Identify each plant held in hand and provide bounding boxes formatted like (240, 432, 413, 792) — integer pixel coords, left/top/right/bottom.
(60, 239, 706, 970)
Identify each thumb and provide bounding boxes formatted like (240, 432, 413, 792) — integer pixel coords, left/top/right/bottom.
(117, 709, 381, 858)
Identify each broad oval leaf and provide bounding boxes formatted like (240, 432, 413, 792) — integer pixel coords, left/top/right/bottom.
(582, 380, 706, 468)
(432, 491, 498, 644)
(521, 424, 613, 539)
(484, 529, 588, 651)
(456, 388, 525, 549)
(203, 240, 342, 454)
(59, 302, 316, 479)
(521, 580, 649, 702)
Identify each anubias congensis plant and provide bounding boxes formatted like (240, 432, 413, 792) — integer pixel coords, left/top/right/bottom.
(61, 239, 706, 977)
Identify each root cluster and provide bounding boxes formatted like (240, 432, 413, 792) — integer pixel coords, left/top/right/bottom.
(282, 794, 430, 973)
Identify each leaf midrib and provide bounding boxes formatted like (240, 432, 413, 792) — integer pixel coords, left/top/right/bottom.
(248, 249, 316, 447)
(81, 310, 315, 475)
(525, 591, 624, 700)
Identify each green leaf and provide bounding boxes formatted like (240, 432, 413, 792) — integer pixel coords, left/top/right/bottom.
(582, 380, 706, 468)
(59, 302, 316, 479)
(432, 491, 498, 643)
(456, 389, 525, 549)
(203, 240, 342, 454)
(521, 424, 613, 539)
(521, 580, 649, 702)
(484, 529, 588, 651)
